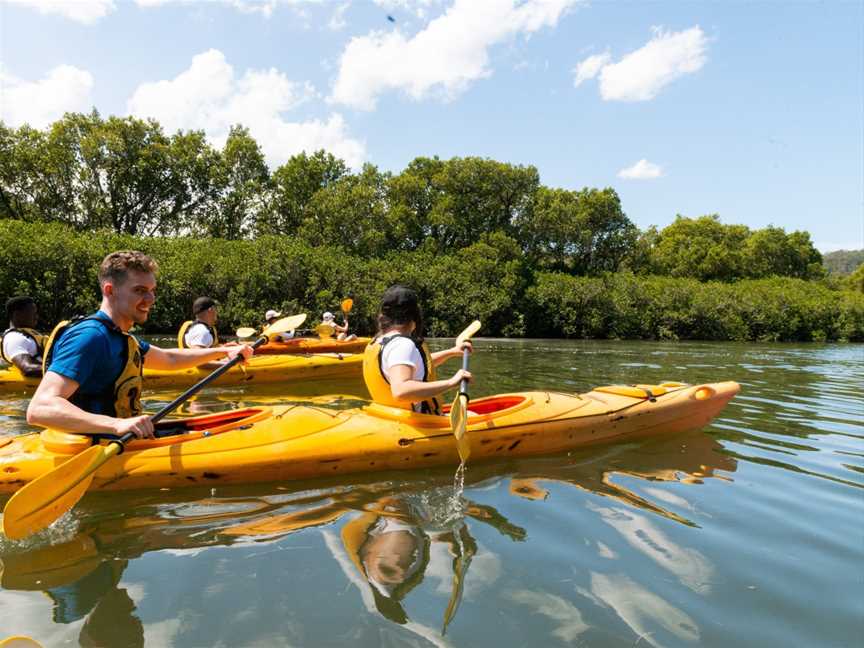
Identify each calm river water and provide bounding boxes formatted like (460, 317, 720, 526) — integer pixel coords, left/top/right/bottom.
(1, 339, 861, 647)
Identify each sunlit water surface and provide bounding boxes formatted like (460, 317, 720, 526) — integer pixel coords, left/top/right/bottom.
(1, 339, 862, 647)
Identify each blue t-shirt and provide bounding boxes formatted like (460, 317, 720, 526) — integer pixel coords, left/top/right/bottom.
(47, 311, 150, 415)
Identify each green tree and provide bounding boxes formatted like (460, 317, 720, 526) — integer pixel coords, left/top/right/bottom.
(299, 163, 390, 257)
(199, 126, 270, 239)
(519, 186, 637, 274)
(650, 215, 750, 281)
(743, 227, 823, 279)
(843, 263, 864, 293)
(384, 156, 447, 251)
(262, 150, 348, 236)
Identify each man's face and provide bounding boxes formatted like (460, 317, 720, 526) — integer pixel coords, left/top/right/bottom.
(199, 306, 218, 326)
(108, 270, 157, 325)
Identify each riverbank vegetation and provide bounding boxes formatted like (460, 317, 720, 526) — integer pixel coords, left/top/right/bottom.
(1, 112, 861, 342)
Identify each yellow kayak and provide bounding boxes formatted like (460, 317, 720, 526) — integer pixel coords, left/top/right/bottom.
(256, 337, 371, 355)
(0, 381, 739, 493)
(0, 353, 362, 393)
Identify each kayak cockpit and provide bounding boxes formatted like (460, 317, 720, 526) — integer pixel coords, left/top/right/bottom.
(39, 407, 272, 455)
(364, 393, 534, 428)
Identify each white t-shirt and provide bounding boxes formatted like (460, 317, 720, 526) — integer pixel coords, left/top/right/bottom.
(2, 330, 39, 363)
(185, 322, 215, 348)
(380, 334, 424, 382)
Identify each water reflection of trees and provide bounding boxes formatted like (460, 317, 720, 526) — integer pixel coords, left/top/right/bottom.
(0, 429, 735, 643)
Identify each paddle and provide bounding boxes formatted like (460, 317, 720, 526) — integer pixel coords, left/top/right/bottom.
(236, 313, 306, 340)
(341, 297, 353, 315)
(1, 314, 305, 541)
(449, 320, 481, 463)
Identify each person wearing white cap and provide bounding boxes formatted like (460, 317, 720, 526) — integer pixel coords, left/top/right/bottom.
(317, 310, 356, 341)
(264, 309, 294, 341)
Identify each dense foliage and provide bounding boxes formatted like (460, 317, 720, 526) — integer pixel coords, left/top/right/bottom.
(1, 221, 861, 342)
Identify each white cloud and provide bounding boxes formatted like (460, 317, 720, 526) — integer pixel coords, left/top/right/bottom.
(0, 65, 95, 128)
(573, 26, 708, 101)
(572, 51, 610, 87)
(331, 0, 579, 110)
(5, 0, 115, 23)
(127, 49, 366, 167)
(618, 159, 664, 180)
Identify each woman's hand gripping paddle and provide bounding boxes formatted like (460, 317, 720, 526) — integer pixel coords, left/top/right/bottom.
(1, 314, 306, 540)
(449, 320, 481, 463)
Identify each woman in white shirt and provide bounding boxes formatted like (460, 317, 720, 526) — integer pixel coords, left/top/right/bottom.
(362, 285, 471, 414)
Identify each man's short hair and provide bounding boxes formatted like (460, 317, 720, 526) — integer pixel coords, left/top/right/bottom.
(193, 296, 218, 315)
(98, 251, 158, 287)
(6, 295, 35, 321)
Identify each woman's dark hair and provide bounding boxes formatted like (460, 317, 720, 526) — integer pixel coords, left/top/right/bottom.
(377, 285, 424, 341)
(5, 295, 35, 321)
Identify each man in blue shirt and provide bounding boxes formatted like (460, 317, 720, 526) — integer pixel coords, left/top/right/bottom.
(27, 250, 252, 440)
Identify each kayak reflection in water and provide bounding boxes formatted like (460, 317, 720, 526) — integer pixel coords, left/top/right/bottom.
(1, 536, 143, 648)
(323, 492, 524, 635)
(343, 500, 432, 624)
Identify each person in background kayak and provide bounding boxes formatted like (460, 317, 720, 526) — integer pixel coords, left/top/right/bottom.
(177, 296, 220, 348)
(27, 250, 252, 440)
(1, 295, 46, 377)
(265, 309, 295, 342)
(362, 285, 470, 415)
(318, 310, 357, 342)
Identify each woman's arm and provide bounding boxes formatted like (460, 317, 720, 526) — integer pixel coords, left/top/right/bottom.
(388, 364, 471, 402)
(430, 341, 472, 367)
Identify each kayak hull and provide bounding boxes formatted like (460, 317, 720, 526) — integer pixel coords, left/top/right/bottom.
(0, 382, 739, 494)
(255, 337, 370, 355)
(0, 353, 363, 393)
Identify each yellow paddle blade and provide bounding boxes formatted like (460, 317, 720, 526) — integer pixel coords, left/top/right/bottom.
(263, 313, 306, 337)
(341, 298, 353, 314)
(0, 637, 44, 648)
(456, 320, 481, 346)
(449, 393, 471, 463)
(2, 443, 121, 540)
(237, 314, 307, 340)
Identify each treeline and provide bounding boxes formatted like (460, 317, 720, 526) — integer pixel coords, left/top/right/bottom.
(1, 221, 862, 342)
(1, 112, 829, 283)
(823, 250, 864, 276)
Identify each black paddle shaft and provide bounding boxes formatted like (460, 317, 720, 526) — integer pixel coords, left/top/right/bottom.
(152, 337, 267, 424)
(459, 348, 470, 398)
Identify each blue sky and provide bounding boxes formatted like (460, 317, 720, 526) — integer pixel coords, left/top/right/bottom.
(1, 0, 861, 251)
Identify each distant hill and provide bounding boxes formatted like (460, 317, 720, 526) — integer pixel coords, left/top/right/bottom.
(823, 249, 864, 275)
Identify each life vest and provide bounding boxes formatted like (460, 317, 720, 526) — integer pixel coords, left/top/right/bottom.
(316, 321, 337, 338)
(42, 315, 144, 418)
(0, 326, 46, 364)
(362, 334, 441, 415)
(177, 320, 219, 349)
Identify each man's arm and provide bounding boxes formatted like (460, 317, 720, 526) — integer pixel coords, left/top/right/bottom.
(26, 372, 154, 438)
(144, 345, 252, 371)
(11, 353, 43, 378)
